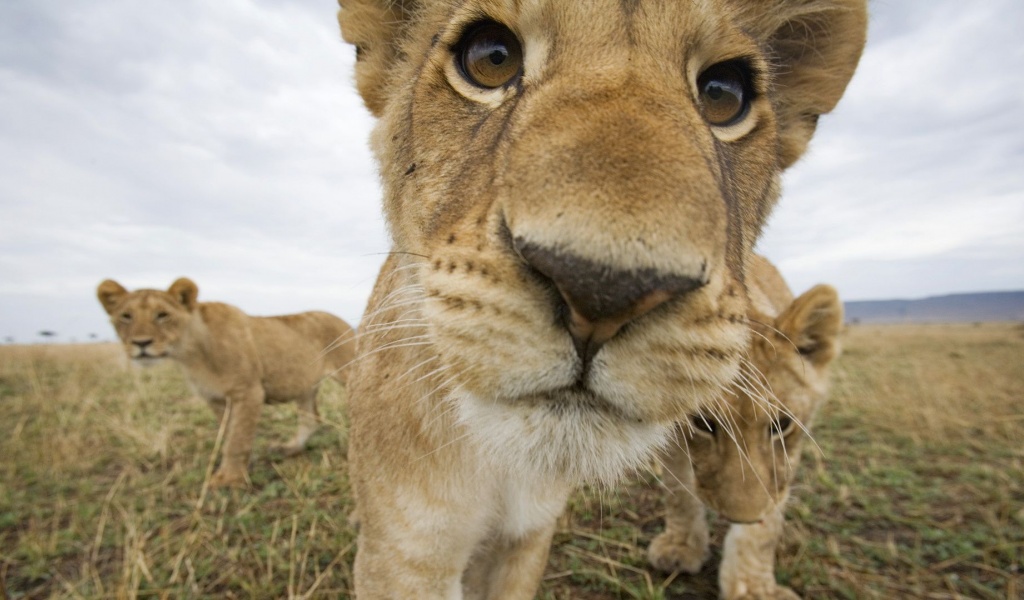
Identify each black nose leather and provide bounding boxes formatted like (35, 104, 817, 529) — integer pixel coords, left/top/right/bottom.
(132, 338, 153, 349)
(514, 238, 707, 361)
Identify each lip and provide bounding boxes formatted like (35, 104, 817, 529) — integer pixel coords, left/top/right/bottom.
(724, 518, 765, 526)
(524, 384, 638, 422)
(133, 354, 166, 361)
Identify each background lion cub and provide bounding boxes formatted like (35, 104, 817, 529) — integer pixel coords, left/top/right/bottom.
(648, 256, 843, 599)
(96, 278, 356, 488)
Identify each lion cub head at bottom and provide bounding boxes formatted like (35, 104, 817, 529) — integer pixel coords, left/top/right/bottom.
(685, 282, 843, 524)
(97, 278, 199, 363)
(649, 261, 842, 599)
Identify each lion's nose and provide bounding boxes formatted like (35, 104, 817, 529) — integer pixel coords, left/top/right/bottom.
(132, 338, 153, 349)
(514, 238, 708, 362)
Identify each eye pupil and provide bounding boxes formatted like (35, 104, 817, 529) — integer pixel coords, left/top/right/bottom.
(458, 22, 523, 89)
(697, 61, 750, 126)
(691, 415, 717, 436)
(771, 416, 793, 436)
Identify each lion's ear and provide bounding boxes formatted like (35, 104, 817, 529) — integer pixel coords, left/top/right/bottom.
(97, 279, 128, 315)
(168, 278, 199, 311)
(337, 0, 419, 117)
(775, 284, 843, 369)
(737, 0, 868, 169)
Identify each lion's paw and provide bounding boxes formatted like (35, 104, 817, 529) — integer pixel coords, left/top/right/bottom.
(647, 530, 710, 574)
(722, 580, 801, 600)
(270, 443, 307, 458)
(209, 469, 247, 489)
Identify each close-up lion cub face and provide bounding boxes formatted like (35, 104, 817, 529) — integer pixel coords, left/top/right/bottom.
(96, 278, 197, 364)
(341, 1, 865, 595)
(341, 0, 865, 483)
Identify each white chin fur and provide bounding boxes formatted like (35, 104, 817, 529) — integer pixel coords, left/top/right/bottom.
(455, 389, 670, 487)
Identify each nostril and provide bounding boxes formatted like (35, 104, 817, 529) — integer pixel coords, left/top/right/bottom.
(513, 237, 708, 358)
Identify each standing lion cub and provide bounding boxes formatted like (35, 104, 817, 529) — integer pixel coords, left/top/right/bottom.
(648, 256, 843, 599)
(337, 0, 865, 597)
(96, 278, 356, 488)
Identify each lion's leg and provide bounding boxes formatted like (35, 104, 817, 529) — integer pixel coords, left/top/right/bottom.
(462, 522, 557, 600)
(210, 385, 265, 488)
(276, 387, 320, 457)
(648, 436, 710, 573)
(205, 397, 227, 424)
(719, 504, 799, 600)
(352, 509, 478, 600)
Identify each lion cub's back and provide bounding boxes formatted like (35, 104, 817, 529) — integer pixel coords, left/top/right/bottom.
(252, 311, 356, 387)
(748, 255, 795, 319)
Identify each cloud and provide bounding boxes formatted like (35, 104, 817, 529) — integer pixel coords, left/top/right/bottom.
(0, 0, 385, 342)
(1, 0, 1022, 342)
(759, 0, 1024, 301)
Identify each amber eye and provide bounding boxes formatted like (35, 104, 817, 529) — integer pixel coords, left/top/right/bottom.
(119, 313, 132, 323)
(697, 61, 750, 126)
(155, 311, 170, 322)
(458, 22, 523, 89)
(770, 416, 794, 437)
(691, 415, 717, 436)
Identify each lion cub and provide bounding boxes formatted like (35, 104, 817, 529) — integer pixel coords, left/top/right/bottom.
(97, 278, 356, 488)
(648, 257, 843, 600)
(337, 0, 864, 595)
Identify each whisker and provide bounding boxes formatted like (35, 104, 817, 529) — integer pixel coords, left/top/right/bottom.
(416, 427, 475, 461)
(394, 355, 440, 384)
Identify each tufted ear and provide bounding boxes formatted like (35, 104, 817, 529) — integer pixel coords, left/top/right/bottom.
(97, 279, 128, 315)
(775, 284, 843, 369)
(168, 278, 199, 312)
(733, 0, 868, 169)
(337, 0, 420, 117)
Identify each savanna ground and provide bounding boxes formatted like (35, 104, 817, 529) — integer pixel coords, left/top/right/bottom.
(1, 323, 1022, 599)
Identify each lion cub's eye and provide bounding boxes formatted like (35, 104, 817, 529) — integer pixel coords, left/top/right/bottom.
(119, 313, 132, 323)
(457, 22, 523, 89)
(155, 311, 170, 323)
(691, 415, 718, 436)
(697, 61, 751, 127)
(770, 416, 794, 437)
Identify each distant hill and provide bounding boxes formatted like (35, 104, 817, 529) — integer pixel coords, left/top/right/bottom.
(844, 291, 1024, 324)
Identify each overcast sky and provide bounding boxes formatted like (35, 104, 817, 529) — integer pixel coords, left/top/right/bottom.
(2, 0, 1022, 343)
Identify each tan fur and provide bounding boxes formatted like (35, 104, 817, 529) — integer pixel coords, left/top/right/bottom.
(648, 257, 843, 600)
(337, 1, 865, 596)
(96, 278, 356, 488)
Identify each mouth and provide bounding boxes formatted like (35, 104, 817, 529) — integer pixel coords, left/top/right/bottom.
(502, 378, 644, 423)
(132, 354, 166, 362)
(724, 517, 765, 526)
(546, 386, 626, 416)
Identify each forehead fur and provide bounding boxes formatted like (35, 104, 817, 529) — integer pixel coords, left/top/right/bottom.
(115, 290, 181, 312)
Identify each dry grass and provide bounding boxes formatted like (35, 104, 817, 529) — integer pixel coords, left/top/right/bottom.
(1, 323, 1022, 599)
(0, 343, 356, 599)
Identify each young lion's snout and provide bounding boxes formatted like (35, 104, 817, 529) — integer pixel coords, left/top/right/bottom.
(495, 76, 748, 365)
(514, 238, 709, 363)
